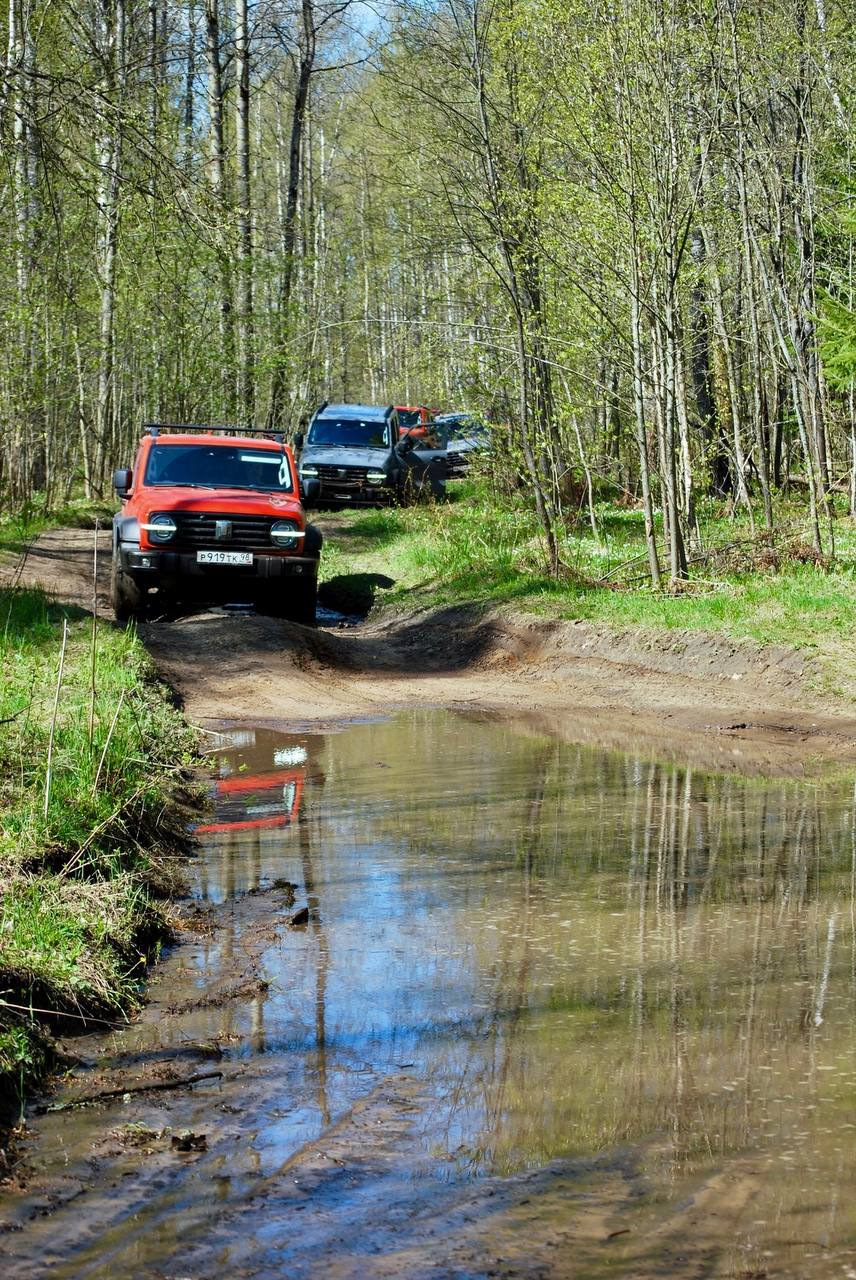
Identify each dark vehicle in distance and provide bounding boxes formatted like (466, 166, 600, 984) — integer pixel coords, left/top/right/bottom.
(296, 402, 446, 507)
(432, 413, 492, 476)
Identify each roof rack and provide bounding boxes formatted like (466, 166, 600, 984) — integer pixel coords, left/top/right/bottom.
(144, 422, 285, 443)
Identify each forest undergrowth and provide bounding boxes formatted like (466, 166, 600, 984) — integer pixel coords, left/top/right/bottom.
(319, 477, 856, 702)
(0, 556, 195, 1144)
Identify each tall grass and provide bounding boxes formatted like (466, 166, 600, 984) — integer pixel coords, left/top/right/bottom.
(320, 485, 856, 694)
(0, 585, 193, 1121)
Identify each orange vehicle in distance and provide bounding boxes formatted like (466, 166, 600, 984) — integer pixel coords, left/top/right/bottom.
(395, 405, 441, 439)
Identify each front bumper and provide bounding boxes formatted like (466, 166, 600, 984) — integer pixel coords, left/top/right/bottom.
(300, 469, 395, 505)
(120, 545, 318, 584)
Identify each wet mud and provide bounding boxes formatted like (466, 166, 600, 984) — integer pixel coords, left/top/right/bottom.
(3, 713, 856, 1277)
(9, 526, 856, 776)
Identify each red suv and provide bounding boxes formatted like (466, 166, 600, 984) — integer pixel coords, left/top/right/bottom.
(395, 405, 441, 438)
(111, 424, 321, 624)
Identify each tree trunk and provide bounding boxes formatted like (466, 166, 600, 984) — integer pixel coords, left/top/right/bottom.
(630, 254, 662, 589)
(205, 0, 235, 416)
(93, 0, 126, 493)
(235, 0, 254, 423)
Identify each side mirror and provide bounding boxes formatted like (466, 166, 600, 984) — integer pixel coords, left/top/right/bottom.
(301, 478, 320, 505)
(113, 467, 132, 498)
(294, 432, 304, 451)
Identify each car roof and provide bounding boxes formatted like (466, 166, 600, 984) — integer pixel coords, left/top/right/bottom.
(145, 432, 285, 450)
(315, 403, 393, 419)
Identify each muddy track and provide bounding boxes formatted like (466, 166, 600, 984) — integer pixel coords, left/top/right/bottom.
(3, 527, 855, 1278)
(10, 526, 856, 777)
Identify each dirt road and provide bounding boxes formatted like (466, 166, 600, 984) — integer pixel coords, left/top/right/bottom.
(12, 526, 856, 777)
(3, 527, 856, 1279)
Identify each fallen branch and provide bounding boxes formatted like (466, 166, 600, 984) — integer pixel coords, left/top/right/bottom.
(35, 1069, 224, 1114)
(0, 997, 124, 1027)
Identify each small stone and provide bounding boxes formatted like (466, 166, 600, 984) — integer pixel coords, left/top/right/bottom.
(171, 1131, 207, 1153)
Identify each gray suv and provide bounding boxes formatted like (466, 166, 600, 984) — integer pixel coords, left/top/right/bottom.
(296, 402, 446, 508)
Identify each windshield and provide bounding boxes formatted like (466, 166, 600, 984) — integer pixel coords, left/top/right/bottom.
(144, 444, 294, 492)
(440, 417, 488, 440)
(307, 418, 391, 449)
(397, 409, 422, 429)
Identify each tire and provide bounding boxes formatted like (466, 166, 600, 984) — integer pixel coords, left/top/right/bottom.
(304, 523, 323, 557)
(110, 553, 146, 623)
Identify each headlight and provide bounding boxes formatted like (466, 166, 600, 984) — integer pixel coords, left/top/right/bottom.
(271, 520, 303, 545)
(145, 514, 176, 542)
(300, 465, 319, 477)
(366, 471, 387, 485)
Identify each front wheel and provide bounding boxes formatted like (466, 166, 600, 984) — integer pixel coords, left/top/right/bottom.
(110, 554, 146, 623)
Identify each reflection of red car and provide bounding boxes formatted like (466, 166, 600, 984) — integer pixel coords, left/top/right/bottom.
(395, 406, 441, 438)
(195, 769, 304, 834)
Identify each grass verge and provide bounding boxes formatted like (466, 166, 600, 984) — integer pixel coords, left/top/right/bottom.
(0, 582, 195, 1142)
(318, 481, 856, 703)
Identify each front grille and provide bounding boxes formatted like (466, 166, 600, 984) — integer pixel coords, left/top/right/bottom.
(169, 512, 279, 550)
(317, 465, 370, 490)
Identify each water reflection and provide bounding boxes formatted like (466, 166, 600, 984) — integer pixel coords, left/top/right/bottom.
(193, 728, 333, 1121)
(13, 711, 852, 1275)
(192, 729, 313, 902)
(193, 713, 856, 1205)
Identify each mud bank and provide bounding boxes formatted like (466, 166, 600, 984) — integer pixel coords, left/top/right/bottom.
(13, 527, 856, 777)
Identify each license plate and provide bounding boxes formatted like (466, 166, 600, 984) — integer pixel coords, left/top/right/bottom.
(197, 550, 253, 566)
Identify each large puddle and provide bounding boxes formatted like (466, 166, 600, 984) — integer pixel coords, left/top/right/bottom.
(3, 711, 856, 1277)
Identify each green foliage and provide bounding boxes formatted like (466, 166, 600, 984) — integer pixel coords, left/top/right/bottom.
(0, 498, 116, 556)
(321, 484, 856, 698)
(819, 296, 856, 390)
(0, 583, 194, 1125)
(2, 0, 853, 554)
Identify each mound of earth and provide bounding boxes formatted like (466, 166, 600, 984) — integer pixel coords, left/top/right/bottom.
(8, 527, 856, 776)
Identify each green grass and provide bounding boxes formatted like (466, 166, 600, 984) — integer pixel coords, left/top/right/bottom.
(0, 584, 194, 1129)
(318, 482, 856, 699)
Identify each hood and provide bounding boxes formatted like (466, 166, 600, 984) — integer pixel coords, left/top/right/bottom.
(300, 445, 392, 469)
(144, 487, 303, 517)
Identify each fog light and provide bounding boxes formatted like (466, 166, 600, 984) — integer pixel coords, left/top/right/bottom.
(366, 471, 387, 485)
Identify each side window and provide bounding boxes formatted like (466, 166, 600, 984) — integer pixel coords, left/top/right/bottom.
(416, 428, 445, 451)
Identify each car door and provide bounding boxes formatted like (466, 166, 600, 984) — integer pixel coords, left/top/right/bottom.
(407, 426, 448, 495)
